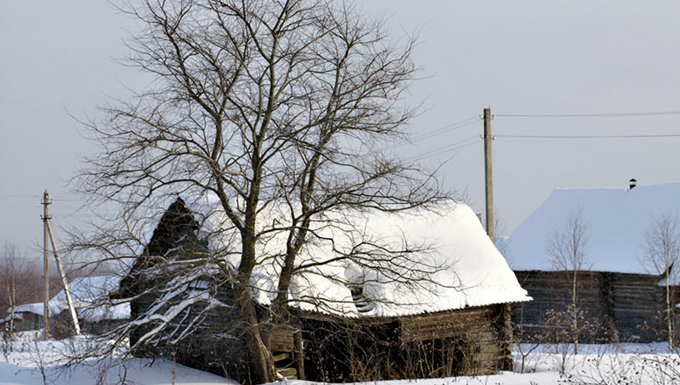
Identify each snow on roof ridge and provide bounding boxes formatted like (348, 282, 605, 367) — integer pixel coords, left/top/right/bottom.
(129, 195, 530, 316)
(552, 181, 680, 192)
(260, 202, 529, 316)
(506, 182, 680, 278)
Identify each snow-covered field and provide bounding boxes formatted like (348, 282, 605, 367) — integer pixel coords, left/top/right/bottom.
(1, 335, 679, 385)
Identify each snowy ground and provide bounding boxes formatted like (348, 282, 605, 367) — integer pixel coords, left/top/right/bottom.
(0, 334, 231, 385)
(1, 334, 679, 385)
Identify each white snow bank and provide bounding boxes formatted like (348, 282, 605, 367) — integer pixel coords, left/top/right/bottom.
(0, 359, 232, 385)
(1, 336, 678, 385)
(0, 337, 234, 385)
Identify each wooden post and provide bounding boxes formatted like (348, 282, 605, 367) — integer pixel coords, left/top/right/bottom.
(293, 328, 305, 380)
(42, 190, 81, 337)
(483, 108, 495, 243)
(42, 191, 50, 340)
(499, 303, 514, 371)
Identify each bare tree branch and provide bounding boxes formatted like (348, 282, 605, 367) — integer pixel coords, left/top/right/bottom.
(72, 0, 450, 383)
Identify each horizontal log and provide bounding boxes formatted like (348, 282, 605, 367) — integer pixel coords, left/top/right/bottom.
(277, 367, 298, 379)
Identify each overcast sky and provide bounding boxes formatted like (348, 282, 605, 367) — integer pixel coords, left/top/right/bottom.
(2, 1, 680, 261)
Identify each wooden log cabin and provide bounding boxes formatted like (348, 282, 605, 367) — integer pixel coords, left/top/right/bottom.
(114, 197, 530, 382)
(506, 183, 680, 344)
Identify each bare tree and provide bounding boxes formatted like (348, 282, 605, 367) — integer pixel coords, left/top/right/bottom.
(643, 213, 680, 352)
(0, 242, 41, 337)
(546, 208, 591, 355)
(492, 208, 509, 255)
(75, 0, 447, 383)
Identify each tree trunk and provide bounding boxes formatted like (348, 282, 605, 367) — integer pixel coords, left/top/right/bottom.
(235, 285, 276, 384)
(7, 283, 15, 338)
(667, 265, 674, 352)
(244, 308, 276, 384)
(237, 221, 276, 384)
(572, 269, 578, 355)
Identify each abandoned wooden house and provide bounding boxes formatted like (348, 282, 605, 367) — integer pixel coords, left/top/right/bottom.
(115, 196, 530, 382)
(506, 182, 680, 343)
(1, 304, 43, 333)
(51, 276, 131, 338)
(3, 276, 130, 338)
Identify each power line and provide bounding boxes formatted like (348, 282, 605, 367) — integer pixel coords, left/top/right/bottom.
(497, 133, 680, 139)
(426, 135, 479, 156)
(409, 116, 479, 143)
(408, 135, 480, 162)
(410, 139, 480, 168)
(0, 195, 82, 201)
(495, 110, 680, 118)
(447, 137, 482, 152)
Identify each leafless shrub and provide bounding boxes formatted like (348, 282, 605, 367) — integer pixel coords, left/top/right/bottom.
(642, 213, 680, 352)
(540, 307, 596, 374)
(545, 208, 592, 355)
(564, 352, 680, 385)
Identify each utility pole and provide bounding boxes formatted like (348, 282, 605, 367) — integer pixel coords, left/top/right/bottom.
(42, 191, 50, 340)
(41, 191, 81, 338)
(483, 108, 495, 244)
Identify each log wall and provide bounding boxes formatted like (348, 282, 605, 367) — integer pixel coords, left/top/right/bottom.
(130, 276, 515, 383)
(302, 304, 513, 381)
(513, 270, 668, 343)
(130, 277, 252, 382)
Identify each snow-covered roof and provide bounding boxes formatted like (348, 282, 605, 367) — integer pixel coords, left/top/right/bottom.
(506, 182, 680, 275)
(13, 276, 130, 322)
(13, 302, 55, 318)
(176, 197, 530, 317)
(319, 203, 531, 316)
(2, 312, 23, 323)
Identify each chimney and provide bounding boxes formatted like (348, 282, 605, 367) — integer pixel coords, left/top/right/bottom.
(628, 178, 637, 190)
